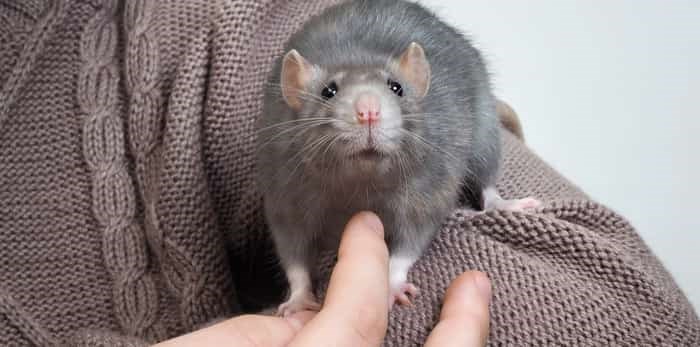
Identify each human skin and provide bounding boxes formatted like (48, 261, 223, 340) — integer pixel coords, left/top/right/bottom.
(155, 212, 491, 347)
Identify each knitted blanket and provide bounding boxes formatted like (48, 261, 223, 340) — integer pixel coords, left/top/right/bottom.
(0, 0, 697, 346)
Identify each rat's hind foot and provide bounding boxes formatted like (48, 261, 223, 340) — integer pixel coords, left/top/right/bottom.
(492, 196, 541, 211)
(277, 291, 321, 317)
(483, 187, 541, 212)
(389, 282, 419, 308)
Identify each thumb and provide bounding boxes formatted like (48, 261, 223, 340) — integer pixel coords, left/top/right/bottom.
(425, 271, 492, 347)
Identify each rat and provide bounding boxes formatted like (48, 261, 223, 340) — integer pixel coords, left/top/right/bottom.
(257, 0, 540, 316)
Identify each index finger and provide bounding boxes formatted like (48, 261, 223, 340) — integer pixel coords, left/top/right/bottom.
(290, 211, 390, 347)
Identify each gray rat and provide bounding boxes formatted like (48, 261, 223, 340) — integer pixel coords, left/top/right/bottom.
(257, 0, 539, 316)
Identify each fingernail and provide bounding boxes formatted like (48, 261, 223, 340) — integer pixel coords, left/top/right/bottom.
(285, 311, 315, 332)
(474, 272, 492, 303)
(360, 211, 384, 236)
(285, 316, 304, 331)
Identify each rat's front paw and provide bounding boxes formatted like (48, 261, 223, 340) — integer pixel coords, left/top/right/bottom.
(389, 282, 419, 308)
(277, 291, 321, 317)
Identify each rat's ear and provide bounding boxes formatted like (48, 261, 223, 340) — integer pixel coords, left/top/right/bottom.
(281, 49, 313, 111)
(398, 42, 431, 99)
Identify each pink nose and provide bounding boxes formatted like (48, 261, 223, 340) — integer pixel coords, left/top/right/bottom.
(354, 92, 381, 124)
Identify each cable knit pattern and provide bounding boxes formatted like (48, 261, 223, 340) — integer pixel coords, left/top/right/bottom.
(0, 1, 697, 346)
(124, 0, 161, 166)
(122, 0, 165, 276)
(78, 0, 160, 339)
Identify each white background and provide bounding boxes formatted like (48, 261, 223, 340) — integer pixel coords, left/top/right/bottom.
(420, 0, 699, 309)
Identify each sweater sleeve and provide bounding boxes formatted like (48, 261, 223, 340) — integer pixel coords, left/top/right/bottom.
(373, 131, 700, 346)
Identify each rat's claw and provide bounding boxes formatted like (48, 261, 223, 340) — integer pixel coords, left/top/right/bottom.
(389, 282, 420, 308)
(277, 292, 321, 317)
(404, 283, 419, 296)
(396, 293, 411, 306)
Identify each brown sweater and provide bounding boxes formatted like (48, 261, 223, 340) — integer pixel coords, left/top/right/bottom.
(0, 0, 697, 346)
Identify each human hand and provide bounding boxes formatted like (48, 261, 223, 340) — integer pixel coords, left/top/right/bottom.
(154, 211, 491, 347)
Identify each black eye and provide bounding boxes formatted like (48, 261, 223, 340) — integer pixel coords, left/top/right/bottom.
(321, 82, 338, 99)
(388, 79, 403, 97)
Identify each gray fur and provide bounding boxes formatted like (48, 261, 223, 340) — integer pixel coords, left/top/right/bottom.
(257, 0, 500, 279)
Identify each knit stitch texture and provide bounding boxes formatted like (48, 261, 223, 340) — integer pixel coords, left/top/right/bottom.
(0, 0, 698, 346)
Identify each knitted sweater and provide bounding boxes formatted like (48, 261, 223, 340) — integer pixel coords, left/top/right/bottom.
(0, 0, 697, 346)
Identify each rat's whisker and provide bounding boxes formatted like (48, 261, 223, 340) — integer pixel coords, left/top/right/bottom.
(257, 117, 335, 133)
(284, 134, 336, 185)
(258, 119, 333, 141)
(257, 120, 336, 150)
(399, 128, 463, 165)
(317, 134, 343, 193)
(402, 113, 441, 117)
(396, 144, 411, 190)
(320, 134, 343, 161)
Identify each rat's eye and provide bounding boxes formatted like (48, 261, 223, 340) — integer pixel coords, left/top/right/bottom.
(321, 82, 338, 99)
(388, 79, 403, 97)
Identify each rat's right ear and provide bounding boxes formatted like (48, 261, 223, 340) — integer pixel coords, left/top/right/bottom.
(281, 49, 313, 111)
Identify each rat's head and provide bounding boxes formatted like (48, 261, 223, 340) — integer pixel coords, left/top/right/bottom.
(279, 42, 431, 176)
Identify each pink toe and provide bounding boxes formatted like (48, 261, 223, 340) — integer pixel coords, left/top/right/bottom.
(405, 283, 419, 296)
(521, 198, 541, 209)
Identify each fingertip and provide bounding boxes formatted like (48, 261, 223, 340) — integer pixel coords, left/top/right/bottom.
(349, 211, 384, 237)
(338, 211, 388, 261)
(473, 271, 492, 303)
(425, 271, 492, 347)
(447, 271, 491, 301)
(441, 271, 491, 321)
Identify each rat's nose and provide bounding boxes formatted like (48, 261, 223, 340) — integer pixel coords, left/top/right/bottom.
(354, 92, 381, 124)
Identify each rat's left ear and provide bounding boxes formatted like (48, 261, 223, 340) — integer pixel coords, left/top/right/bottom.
(398, 42, 431, 99)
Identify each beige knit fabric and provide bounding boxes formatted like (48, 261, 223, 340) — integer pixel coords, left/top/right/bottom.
(0, 0, 697, 346)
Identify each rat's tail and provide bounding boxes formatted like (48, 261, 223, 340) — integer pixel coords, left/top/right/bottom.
(497, 100, 525, 141)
